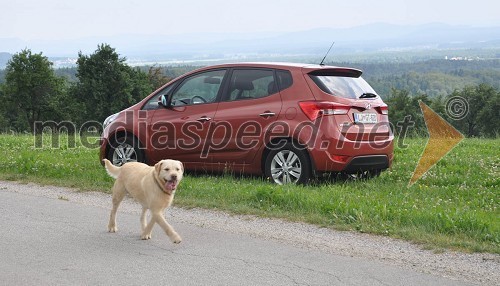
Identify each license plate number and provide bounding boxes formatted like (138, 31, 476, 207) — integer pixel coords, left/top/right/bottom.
(354, 113, 378, 124)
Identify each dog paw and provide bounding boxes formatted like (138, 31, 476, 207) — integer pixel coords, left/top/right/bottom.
(108, 226, 118, 233)
(171, 234, 182, 244)
(141, 233, 152, 240)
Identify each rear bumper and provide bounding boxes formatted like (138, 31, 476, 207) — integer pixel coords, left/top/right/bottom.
(342, 155, 389, 173)
(309, 137, 394, 173)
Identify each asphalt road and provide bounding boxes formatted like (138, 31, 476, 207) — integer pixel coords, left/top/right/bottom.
(0, 185, 479, 286)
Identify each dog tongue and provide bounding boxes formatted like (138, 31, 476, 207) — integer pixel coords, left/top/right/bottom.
(165, 181, 177, 193)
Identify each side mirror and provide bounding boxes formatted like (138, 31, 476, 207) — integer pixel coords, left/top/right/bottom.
(158, 94, 169, 108)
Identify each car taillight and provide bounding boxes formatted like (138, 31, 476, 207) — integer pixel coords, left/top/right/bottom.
(380, 105, 389, 115)
(299, 101, 350, 121)
(331, 154, 350, 163)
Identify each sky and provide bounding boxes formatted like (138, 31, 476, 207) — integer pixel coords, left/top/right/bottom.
(1, 0, 499, 41)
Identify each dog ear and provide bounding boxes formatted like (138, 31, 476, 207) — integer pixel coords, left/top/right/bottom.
(179, 161, 184, 173)
(155, 161, 163, 174)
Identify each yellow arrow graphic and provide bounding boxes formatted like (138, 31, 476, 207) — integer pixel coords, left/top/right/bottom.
(408, 101, 465, 186)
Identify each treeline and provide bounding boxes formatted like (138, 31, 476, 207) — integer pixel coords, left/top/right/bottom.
(0, 45, 173, 133)
(330, 59, 500, 98)
(385, 86, 499, 137)
(0, 45, 498, 137)
(356, 59, 500, 137)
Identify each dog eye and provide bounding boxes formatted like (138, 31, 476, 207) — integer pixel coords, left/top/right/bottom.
(176, 168, 180, 171)
(164, 168, 170, 171)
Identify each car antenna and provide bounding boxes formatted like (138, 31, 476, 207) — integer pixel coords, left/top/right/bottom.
(319, 41, 335, 66)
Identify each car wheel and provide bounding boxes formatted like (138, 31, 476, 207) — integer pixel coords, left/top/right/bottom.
(107, 136, 145, 166)
(264, 143, 311, 185)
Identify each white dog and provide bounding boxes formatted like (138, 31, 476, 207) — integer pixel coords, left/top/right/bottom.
(103, 159, 184, 243)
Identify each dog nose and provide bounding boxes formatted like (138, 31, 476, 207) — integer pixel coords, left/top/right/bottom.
(171, 175, 177, 181)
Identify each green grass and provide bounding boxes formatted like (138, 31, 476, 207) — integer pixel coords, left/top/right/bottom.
(0, 134, 498, 254)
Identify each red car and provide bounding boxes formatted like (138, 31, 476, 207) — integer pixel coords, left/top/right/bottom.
(100, 62, 393, 184)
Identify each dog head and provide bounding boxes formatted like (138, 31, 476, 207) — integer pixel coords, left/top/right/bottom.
(155, 159, 184, 195)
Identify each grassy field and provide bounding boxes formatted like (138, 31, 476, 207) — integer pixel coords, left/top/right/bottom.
(0, 134, 498, 254)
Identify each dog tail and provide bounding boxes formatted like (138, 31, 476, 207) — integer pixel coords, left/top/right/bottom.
(103, 159, 121, 179)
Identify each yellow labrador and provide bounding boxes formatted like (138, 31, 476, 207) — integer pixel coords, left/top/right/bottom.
(103, 159, 184, 243)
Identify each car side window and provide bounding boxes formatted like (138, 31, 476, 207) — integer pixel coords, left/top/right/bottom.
(170, 70, 226, 106)
(142, 84, 176, 110)
(276, 70, 293, 91)
(225, 69, 276, 102)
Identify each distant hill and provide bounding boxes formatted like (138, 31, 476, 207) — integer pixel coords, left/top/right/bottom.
(0, 52, 11, 68)
(0, 23, 499, 67)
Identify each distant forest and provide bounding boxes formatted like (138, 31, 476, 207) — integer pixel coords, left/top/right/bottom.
(333, 59, 500, 98)
(1, 58, 498, 99)
(26, 58, 500, 99)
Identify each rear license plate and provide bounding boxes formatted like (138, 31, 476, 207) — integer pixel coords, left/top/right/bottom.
(354, 113, 378, 124)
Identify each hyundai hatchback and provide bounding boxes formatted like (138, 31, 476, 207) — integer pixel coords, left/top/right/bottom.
(100, 62, 393, 184)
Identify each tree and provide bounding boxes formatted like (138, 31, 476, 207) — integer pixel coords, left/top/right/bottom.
(477, 88, 500, 137)
(3, 49, 64, 133)
(0, 86, 8, 131)
(385, 89, 431, 136)
(147, 65, 172, 90)
(70, 44, 153, 124)
(447, 84, 499, 137)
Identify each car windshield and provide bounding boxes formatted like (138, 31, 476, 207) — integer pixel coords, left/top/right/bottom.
(310, 75, 377, 99)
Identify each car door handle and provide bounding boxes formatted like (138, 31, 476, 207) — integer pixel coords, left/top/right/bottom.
(197, 116, 212, 122)
(259, 112, 276, 117)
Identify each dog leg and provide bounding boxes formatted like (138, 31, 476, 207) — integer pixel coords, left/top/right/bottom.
(153, 212, 182, 244)
(140, 207, 148, 232)
(108, 181, 126, 233)
(141, 216, 155, 240)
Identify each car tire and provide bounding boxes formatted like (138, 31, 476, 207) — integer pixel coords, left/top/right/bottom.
(264, 142, 312, 185)
(107, 136, 145, 166)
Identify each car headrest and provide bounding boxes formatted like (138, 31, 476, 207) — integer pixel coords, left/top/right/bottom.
(268, 81, 277, 95)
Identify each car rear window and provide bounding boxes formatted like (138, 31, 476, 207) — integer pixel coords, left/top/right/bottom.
(309, 73, 377, 99)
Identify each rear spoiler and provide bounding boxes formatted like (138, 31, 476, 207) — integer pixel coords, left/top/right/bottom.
(308, 68, 362, 78)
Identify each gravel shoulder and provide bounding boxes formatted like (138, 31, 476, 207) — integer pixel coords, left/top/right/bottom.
(1, 180, 498, 285)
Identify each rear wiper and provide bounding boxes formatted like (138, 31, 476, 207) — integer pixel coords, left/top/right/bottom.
(359, 92, 377, 99)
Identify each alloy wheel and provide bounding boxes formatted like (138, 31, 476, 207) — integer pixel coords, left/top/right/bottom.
(111, 142, 138, 166)
(270, 150, 303, 185)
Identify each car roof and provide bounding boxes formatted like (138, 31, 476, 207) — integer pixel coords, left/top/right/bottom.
(192, 62, 362, 75)
(207, 62, 311, 69)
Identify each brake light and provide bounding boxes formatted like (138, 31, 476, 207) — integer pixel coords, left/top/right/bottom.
(380, 105, 389, 115)
(299, 101, 350, 121)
